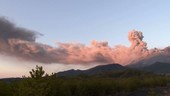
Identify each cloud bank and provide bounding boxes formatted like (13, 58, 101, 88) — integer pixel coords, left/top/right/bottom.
(0, 17, 169, 65)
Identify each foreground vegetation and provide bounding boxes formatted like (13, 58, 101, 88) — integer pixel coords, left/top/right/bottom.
(0, 66, 170, 96)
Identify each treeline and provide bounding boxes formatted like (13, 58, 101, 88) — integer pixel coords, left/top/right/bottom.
(0, 66, 170, 96)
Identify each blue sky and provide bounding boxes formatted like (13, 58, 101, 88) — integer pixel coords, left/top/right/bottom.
(0, 0, 170, 48)
(1, 0, 170, 77)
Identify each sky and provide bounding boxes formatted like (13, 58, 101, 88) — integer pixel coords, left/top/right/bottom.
(0, 0, 170, 78)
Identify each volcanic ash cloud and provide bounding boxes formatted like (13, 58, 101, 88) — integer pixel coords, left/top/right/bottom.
(0, 17, 167, 65)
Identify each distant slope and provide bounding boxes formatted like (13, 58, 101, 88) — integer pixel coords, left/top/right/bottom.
(0, 78, 21, 83)
(57, 63, 127, 76)
(127, 51, 170, 68)
(86, 63, 127, 74)
(94, 69, 154, 78)
(140, 62, 170, 74)
(56, 69, 84, 76)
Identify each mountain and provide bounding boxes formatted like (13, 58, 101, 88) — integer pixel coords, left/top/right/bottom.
(0, 78, 21, 83)
(56, 69, 84, 76)
(57, 63, 127, 76)
(140, 62, 170, 74)
(127, 49, 170, 68)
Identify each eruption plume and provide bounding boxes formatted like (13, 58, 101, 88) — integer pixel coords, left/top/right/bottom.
(0, 17, 169, 66)
(128, 30, 147, 51)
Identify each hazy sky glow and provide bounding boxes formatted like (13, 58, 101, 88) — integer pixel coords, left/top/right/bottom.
(1, 0, 170, 78)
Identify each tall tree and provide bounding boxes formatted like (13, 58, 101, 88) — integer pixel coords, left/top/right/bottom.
(29, 65, 45, 79)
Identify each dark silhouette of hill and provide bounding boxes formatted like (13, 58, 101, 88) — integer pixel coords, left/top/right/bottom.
(57, 63, 127, 76)
(140, 62, 170, 74)
(127, 52, 170, 69)
(0, 78, 21, 83)
(93, 69, 154, 78)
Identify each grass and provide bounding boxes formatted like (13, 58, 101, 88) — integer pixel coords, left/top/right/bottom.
(1, 69, 170, 96)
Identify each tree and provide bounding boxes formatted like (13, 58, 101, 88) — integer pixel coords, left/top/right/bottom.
(29, 65, 45, 79)
(15, 65, 51, 96)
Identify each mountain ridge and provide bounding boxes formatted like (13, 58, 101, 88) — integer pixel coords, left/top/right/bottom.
(57, 62, 170, 76)
(57, 63, 127, 76)
(139, 62, 170, 74)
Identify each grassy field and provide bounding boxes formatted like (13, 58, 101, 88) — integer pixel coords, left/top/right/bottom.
(0, 67, 170, 96)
